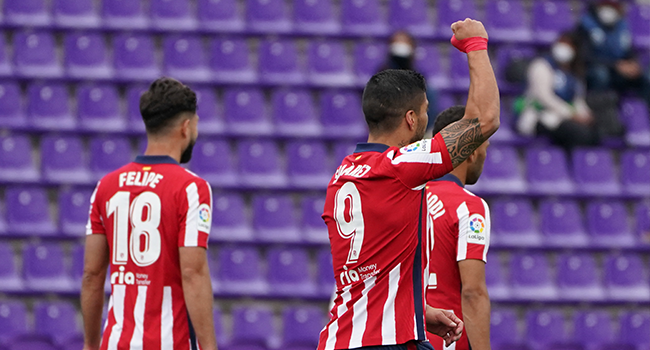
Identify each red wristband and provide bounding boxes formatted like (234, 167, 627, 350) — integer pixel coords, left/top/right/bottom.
(451, 36, 488, 53)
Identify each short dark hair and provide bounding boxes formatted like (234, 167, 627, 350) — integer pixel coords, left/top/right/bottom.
(362, 69, 427, 134)
(431, 105, 465, 136)
(139, 77, 197, 134)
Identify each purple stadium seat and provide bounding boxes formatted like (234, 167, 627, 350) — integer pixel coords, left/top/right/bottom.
(64, 32, 112, 79)
(509, 252, 557, 300)
(495, 346, 533, 350)
(126, 85, 147, 133)
(332, 142, 357, 167)
(27, 82, 75, 130)
(197, 0, 245, 32)
(636, 202, 650, 246)
(210, 38, 257, 83)
(449, 49, 470, 89)
(539, 199, 588, 247)
(4, 0, 50, 26)
(59, 188, 92, 237)
(0, 135, 39, 183)
(490, 198, 540, 247)
(194, 87, 223, 134)
(604, 253, 650, 301)
(620, 98, 650, 147)
(485, 256, 509, 301)
(190, 139, 237, 187)
(0, 301, 27, 344)
(341, 0, 389, 36)
(525, 147, 574, 195)
(103, 0, 148, 29)
(246, 0, 291, 33)
(213, 308, 228, 346)
(0, 83, 25, 129)
(224, 88, 272, 135)
(573, 311, 614, 348)
(41, 135, 90, 184)
(317, 248, 335, 297)
(258, 39, 304, 85)
(353, 42, 386, 86)
(0, 35, 12, 77)
(53, 0, 100, 27)
(24, 243, 74, 292)
(238, 140, 286, 187)
(89, 137, 132, 181)
(388, 0, 435, 38)
(286, 140, 331, 189)
(78, 84, 125, 132)
(302, 195, 328, 244)
(294, 0, 339, 34)
(34, 301, 80, 344)
(272, 89, 320, 136)
(628, 3, 650, 48)
(308, 41, 354, 87)
(210, 193, 252, 242)
(267, 247, 316, 297)
(70, 244, 84, 284)
(320, 90, 367, 138)
(470, 145, 526, 194)
(6, 187, 56, 236)
(61, 335, 84, 350)
(556, 253, 604, 301)
(484, 0, 532, 42)
(13, 31, 62, 78)
(232, 305, 275, 346)
(586, 201, 634, 247)
(496, 46, 537, 91)
(0, 244, 23, 292)
(621, 149, 650, 195)
(217, 247, 267, 294)
(619, 311, 650, 346)
(572, 148, 621, 196)
(532, 0, 575, 43)
(415, 44, 450, 89)
(252, 194, 299, 242)
(436, 0, 477, 34)
(163, 35, 209, 83)
(8, 337, 58, 350)
(526, 310, 567, 347)
(150, 0, 197, 30)
(282, 306, 326, 347)
(490, 309, 520, 345)
(113, 33, 160, 81)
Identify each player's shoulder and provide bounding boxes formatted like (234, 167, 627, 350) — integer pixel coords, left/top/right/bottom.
(462, 188, 489, 212)
(173, 167, 211, 188)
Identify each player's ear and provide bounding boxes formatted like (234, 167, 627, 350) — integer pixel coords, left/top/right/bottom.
(180, 117, 191, 138)
(405, 110, 416, 131)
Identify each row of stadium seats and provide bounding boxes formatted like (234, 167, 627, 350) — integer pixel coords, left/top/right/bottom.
(0, 299, 649, 350)
(1, 0, 649, 46)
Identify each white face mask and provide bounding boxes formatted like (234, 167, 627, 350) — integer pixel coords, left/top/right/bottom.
(390, 42, 414, 58)
(597, 6, 620, 26)
(552, 42, 575, 64)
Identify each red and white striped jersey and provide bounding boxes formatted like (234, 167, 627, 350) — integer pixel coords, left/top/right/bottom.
(424, 175, 491, 350)
(87, 155, 213, 350)
(319, 137, 452, 350)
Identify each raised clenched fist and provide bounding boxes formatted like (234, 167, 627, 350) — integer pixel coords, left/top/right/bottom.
(450, 18, 488, 41)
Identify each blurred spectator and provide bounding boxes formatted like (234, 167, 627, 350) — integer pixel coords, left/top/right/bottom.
(517, 32, 600, 150)
(576, 0, 650, 107)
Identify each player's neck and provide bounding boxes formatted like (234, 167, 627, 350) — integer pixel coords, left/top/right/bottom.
(450, 165, 467, 186)
(143, 140, 182, 163)
(367, 133, 412, 148)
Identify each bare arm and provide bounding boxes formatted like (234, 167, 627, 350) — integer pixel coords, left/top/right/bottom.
(440, 19, 500, 168)
(180, 247, 218, 350)
(81, 234, 109, 350)
(459, 259, 491, 350)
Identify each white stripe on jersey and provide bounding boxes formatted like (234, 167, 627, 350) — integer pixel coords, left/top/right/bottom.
(104, 294, 113, 332)
(480, 199, 491, 262)
(413, 314, 418, 339)
(107, 284, 126, 350)
(85, 181, 101, 235)
(390, 151, 443, 165)
(456, 202, 470, 261)
(162, 286, 174, 350)
(349, 276, 376, 348)
(130, 286, 147, 349)
(185, 183, 200, 246)
(324, 285, 352, 350)
(381, 264, 401, 344)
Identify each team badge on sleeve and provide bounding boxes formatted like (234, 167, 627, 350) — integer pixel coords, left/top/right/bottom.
(400, 139, 431, 153)
(197, 203, 211, 233)
(467, 213, 486, 244)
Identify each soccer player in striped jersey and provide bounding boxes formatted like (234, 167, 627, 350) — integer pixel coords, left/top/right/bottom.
(81, 78, 218, 350)
(319, 19, 500, 350)
(425, 106, 492, 350)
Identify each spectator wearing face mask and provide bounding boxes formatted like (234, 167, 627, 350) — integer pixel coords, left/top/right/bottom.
(576, 0, 650, 107)
(517, 32, 599, 150)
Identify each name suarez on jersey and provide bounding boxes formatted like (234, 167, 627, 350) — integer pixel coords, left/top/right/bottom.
(333, 163, 372, 184)
(118, 171, 164, 188)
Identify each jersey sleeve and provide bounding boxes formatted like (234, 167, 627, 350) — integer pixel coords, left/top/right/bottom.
(85, 181, 105, 236)
(455, 197, 491, 263)
(385, 135, 453, 189)
(178, 179, 213, 248)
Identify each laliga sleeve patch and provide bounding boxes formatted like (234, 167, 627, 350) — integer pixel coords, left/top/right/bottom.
(467, 213, 486, 244)
(400, 139, 431, 153)
(197, 203, 212, 233)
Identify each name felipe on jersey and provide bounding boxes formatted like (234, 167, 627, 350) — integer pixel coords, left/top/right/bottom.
(333, 163, 372, 184)
(118, 171, 164, 188)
